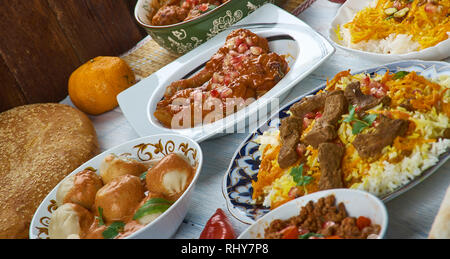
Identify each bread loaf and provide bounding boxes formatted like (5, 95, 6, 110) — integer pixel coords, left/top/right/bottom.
(0, 103, 99, 239)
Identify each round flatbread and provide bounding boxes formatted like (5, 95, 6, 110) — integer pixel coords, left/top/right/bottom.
(0, 103, 99, 239)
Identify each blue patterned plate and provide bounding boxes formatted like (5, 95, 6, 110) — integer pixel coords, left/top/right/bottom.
(222, 60, 450, 224)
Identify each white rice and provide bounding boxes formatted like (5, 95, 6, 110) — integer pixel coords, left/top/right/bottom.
(340, 27, 420, 54)
(352, 139, 450, 196)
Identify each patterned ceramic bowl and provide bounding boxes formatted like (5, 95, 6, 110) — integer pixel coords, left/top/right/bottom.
(134, 0, 285, 54)
(29, 134, 203, 239)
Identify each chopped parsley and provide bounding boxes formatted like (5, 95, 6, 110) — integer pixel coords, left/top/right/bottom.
(102, 221, 125, 239)
(290, 164, 313, 194)
(393, 71, 410, 80)
(95, 207, 105, 226)
(344, 105, 378, 135)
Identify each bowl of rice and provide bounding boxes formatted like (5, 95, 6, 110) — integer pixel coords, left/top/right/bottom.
(329, 0, 450, 61)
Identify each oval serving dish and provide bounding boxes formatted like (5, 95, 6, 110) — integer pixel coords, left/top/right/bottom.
(118, 4, 335, 142)
(135, 0, 285, 54)
(29, 134, 203, 239)
(328, 0, 450, 62)
(238, 189, 388, 239)
(222, 60, 450, 224)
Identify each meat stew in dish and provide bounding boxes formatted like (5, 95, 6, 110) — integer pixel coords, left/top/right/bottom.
(154, 28, 289, 129)
(150, 0, 230, 26)
(264, 194, 381, 239)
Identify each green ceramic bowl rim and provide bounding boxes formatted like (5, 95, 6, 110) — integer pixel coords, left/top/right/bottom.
(134, 0, 236, 29)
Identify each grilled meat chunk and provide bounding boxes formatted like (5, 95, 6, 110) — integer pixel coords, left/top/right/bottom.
(277, 117, 303, 168)
(318, 143, 345, 191)
(352, 116, 409, 159)
(303, 91, 347, 148)
(344, 81, 391, 115)
(289, 92, 327, 118)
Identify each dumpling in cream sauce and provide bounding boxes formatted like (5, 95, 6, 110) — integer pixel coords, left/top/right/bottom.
(56, 169, 103, 210)
(48, 203, 94, 239)
(145, 153, 194, 202)
(99, 154, 148, 184)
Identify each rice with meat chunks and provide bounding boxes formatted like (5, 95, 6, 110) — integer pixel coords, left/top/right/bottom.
(252, 70, 450, 209)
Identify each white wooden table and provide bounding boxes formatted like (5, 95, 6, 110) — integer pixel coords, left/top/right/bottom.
(62, 0, 450, 239)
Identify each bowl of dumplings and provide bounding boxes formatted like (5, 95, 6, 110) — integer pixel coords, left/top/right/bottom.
(29, 134, 203, 239)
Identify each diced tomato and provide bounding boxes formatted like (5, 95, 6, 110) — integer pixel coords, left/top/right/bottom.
(361, 76, 371, 87)
(223, 75, 231, 85)
(296, 143, 306, 157)
(237, 43, 249, 53)
(234, 37, 243, 48)
(288, 187, 299, 199)
(305, 112, 316, 119)
(356, 216, 372, 231)
(231, 56, 242, 64)
(199, 3, 209, 12)
(210, 89, 220, 98)
(372, 118, 380, 127)
(280, 225, 299, 239)
(315, 111, 323, 119)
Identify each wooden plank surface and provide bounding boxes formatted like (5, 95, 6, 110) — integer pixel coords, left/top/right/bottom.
(0, 58, 27, 112)
(0, 0, 145, 112)
(0, 0, 81, 104)
(58, 0, 450, 239)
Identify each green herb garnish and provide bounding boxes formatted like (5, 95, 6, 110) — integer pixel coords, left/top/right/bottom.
(95, 207, 105, 226)
(344, 105, 379, 135)
(352, 113, 378, 135)
(290, 164, 313, 194)
(133, 198, 174, 220)
(393, 71, 410, 80)
(102, 221, 125, 239)
(299, 232, 324, 239)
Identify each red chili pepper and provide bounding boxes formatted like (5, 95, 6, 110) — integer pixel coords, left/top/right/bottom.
(199, 209, 236, 239)
(280, 225, 299, 239)
(356, 216, 372, 230)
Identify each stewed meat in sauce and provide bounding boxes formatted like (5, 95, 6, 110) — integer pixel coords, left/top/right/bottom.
(264, 195, 381, 239)
(154, 29, 289, 128)
(151, 0, 230, 26)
